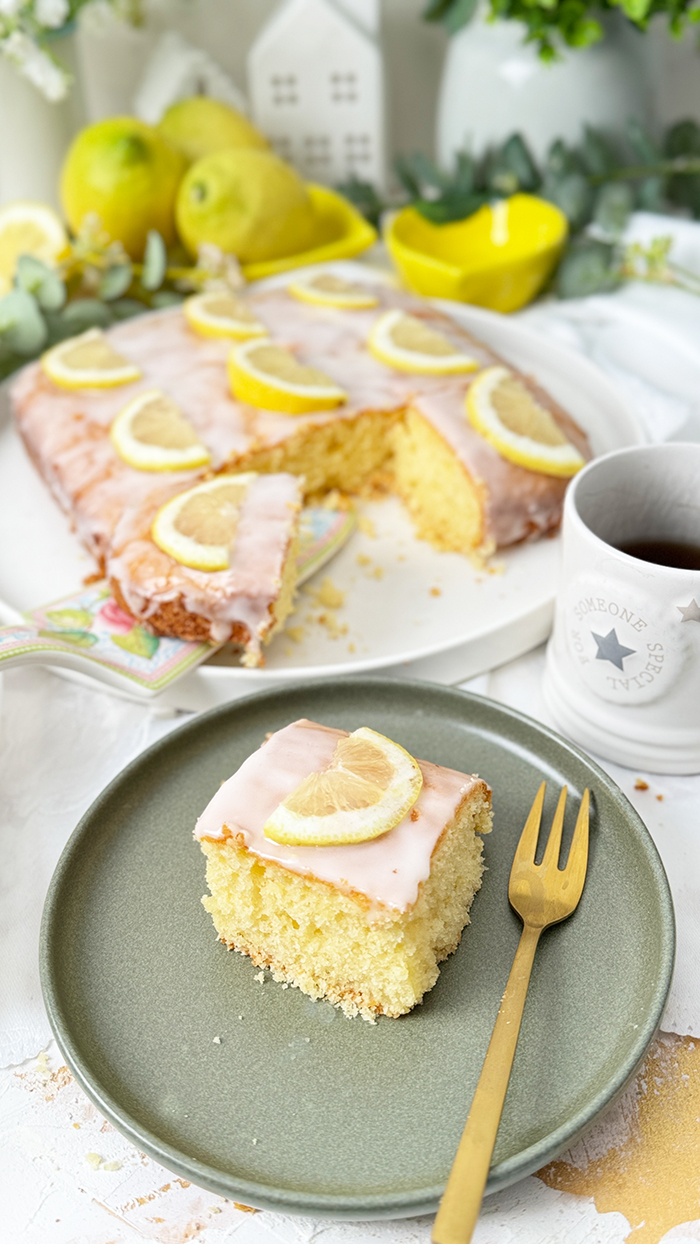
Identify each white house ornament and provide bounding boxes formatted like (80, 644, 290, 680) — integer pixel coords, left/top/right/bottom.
(247, 0, 386, 190)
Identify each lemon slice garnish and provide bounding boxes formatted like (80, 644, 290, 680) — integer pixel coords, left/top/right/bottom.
(183, 291, 267, 340)
(41, 328, 141, 389)
(263, 727, 423, 847)
(151, 473, 257, 570)
(228, 339, 347, 415)
(0, 200, 67, 295)
(466, 365, 586, 478)
(368, 309, 479, 375)
(110, 389, 211, 472)
(287, 273, 379, 310)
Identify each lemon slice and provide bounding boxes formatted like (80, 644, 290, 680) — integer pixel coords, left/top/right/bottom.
(228, 339, 347, 415)
(263, 727, 423, 847)
(0, 200, 67, 296)
(368, 309, 479, 375)
(41, 328, 141, 389)
(466, 365, 586, 478)
(287, 273, 379, 310)
(110, 389, 211, 472)
(183, 291, 267, 340)
(151, 474, 257, 570)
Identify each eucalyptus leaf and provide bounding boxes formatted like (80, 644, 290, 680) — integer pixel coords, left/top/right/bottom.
(335, 176, 384, 227)
(0, 289, 47, 354)
(593, 182, 634, 237)
(664, 120, 700, 217)
(422, 0, 454, 18)
(111, 298, 148, 321)
(636, 175, 666, 212)
(544, 171, 593, 230)
(557, 240, 620, 299)
(395, 155, 423, 200)
(141, 230, 167, 292)
(580, 126, 618, 177)
(15, 255, 66, 311)
(497, 133, 540, 192)
(60, 299, 113, 332)
(150, 290, 185, 309)
(626, 118, 659, 165)
(99, 263, 133, 301)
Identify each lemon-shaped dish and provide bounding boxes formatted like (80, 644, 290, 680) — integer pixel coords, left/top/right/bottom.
(242, 184, 377, 282)
(386, 193, 567, 313)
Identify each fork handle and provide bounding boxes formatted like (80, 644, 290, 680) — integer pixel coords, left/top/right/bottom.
(432, 922, 542, 1244)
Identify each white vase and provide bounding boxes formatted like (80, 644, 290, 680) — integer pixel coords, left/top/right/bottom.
(436, 8, 650, 168)
(0, 32, 83, 209)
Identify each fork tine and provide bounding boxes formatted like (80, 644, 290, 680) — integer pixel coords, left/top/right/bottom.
(541, 786, 568, 871)
(560, 788, 590, 905)
(513, 781, 546, 865)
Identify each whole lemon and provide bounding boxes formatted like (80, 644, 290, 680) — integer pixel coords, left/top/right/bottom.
(158, 97, 268, 165)
(60, 117, 185, 259)
(176, 148, 317, 263)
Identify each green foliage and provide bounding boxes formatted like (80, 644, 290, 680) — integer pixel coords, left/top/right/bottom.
(423, 0, 700, 59)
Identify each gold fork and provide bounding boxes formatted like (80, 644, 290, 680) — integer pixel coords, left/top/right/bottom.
(432, 782, 590, 1244)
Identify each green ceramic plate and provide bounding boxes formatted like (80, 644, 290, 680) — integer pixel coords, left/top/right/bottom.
(40, 678, 674, 1220)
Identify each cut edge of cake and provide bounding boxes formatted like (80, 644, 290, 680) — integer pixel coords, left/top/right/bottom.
(198, 775, 492, 1021)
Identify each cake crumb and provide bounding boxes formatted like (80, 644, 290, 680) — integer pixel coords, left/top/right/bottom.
(348, 642, 356, 653)
(285, 626, 305, 643)
(656, 794, 664, 801)
(369, 566, 384, 580)
(213, 1036, 223, 1044)
(430, 587, 441, 597)
(254, 971, 265, 983)
(357, 515, 376, 538)
(356, 553, 371, 567)
(234, 1203, 258, 1214)
(635, 779, 649, 791)
(305, 577, 345, 609)
(210, 1206, 222, 1214)
(103, 1160, 121, 1172)
(317, 611, 347, 639)
(86, 1153, 103, 1169)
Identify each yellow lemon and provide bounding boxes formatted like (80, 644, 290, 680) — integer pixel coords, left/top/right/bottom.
(228, 339, 346, 414)
(60, 117, 185, 259)
(263, 727, 424, 846)
(368, 309, 479, 374)
(183, 290, 267, 340)
(158, 96, 268, 165)
(41, 328, 141, 389)
(287, 271, 379, 310)
(176, 148, 317, 264)
(0, 201, 67, 295)
(110, 389, 211, 471)
(466, 366, 586, 477)
(151, 473, 257, 570)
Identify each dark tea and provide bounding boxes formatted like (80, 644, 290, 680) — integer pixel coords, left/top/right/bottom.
(619, 540, 700, 571)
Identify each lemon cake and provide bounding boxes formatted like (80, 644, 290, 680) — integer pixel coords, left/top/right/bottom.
(195, 718, 492, 1019)
(11, 272, 590, 656)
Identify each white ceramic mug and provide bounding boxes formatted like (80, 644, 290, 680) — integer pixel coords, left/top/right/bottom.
(544, 443, 700, 774)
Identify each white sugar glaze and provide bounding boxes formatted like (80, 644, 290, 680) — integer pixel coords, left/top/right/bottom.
(195, 718, 488, 911)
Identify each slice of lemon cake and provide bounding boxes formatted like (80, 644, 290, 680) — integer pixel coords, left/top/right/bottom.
(195, 718, 492, 1019)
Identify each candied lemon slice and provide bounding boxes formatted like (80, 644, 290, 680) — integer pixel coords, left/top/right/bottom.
(287, 272, 379, 310)
(110, 389, 211, 472)
(263, 726, 423, 846)
(466, 365, 586, 478)
(151, 473, 257, 570)
(183, 291, 267, 340)
(368, 309, 479, 375)
(0, 200, 67, 295)
(41, 328, 141, 389)
(228, 339, 347, 414)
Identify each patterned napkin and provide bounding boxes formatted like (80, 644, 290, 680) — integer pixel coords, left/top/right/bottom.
(0, 506, 355, 695)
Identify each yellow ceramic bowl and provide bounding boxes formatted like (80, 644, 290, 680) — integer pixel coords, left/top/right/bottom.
(386, 193, 568, 313)
(242, 184, 377, 281)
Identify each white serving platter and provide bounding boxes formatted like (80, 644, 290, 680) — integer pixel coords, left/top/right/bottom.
(0, 263, 645, 710)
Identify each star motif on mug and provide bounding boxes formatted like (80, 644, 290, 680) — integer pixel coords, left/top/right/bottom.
(592, 628, 636, 670)
(677, 598, 700, 623)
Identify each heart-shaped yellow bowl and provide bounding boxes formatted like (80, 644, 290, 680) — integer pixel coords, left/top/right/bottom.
(386, 193, 567, 313)
(242, 184, 377, 281)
